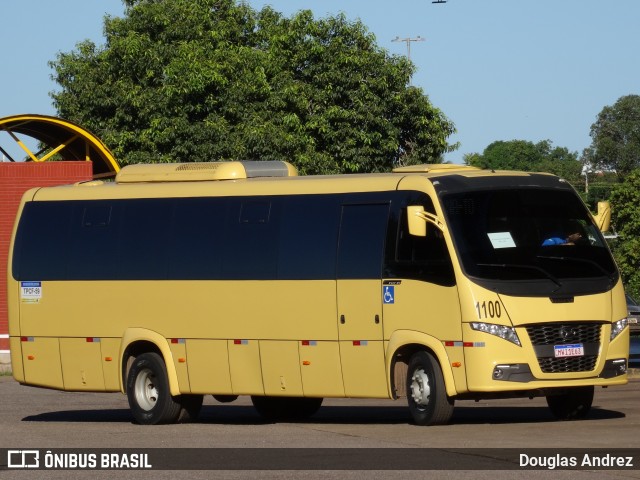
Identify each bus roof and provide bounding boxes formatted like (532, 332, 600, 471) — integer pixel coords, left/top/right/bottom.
(25, 162, 558, 202)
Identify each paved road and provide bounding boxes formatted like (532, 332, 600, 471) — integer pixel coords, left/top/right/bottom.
(1, 375, 639, 479)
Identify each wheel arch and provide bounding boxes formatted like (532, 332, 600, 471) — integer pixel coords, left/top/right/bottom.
(386, 330, 458, 398)
(119, 328, 181, 396)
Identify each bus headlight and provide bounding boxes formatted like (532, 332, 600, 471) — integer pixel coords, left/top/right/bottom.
(470, 322, 521, 346)
(610, 318, 628, 341)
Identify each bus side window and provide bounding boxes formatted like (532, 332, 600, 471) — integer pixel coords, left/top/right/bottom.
(278, 196, 339, 280)
(337, 204, 390, 279)
(169, 198, 227, 279)
(13, 202, 73, 280)
(68, 202, 120, 280)
(118, 199, 172, 280)
(390, 206, 455, 287)
(222, 199, 281, 279)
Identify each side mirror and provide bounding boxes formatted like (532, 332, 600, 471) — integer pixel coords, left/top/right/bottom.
(407, 206, 427, 237)
(592, 201, 611, 233)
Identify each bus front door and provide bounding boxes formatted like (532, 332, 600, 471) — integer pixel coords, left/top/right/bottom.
(336, 203, 389, 398)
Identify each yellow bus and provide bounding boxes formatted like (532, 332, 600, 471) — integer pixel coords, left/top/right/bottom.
(7, 161, 628, 425)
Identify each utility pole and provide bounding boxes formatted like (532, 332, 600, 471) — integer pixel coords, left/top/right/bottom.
(391, 36, 425, 62)
(392, 36, 425, 85)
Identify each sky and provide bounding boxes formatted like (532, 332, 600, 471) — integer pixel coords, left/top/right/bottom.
(0, 0, 638, 164)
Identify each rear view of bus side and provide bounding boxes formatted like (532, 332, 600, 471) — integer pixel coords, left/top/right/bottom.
(7, 161, 629, 425)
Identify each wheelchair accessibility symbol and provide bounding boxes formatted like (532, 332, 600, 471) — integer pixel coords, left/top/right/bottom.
(383, 286, 395, 304)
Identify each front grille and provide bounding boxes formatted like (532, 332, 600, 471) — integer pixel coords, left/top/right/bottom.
(538, 355, 598, 373)
(526, 323, 601, 345)
(525, 322, 602, 373)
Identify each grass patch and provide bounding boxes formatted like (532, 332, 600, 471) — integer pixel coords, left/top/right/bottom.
(0, 369, 12, 377)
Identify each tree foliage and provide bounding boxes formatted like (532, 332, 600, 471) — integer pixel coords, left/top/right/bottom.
(583, 94, 640, 180)
(609, 171, 640, 299)
(463, 139, 582, 182)
(49, 0, 456, 174)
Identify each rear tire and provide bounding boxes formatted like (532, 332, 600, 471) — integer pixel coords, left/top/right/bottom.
(251, 396, 323, 421)
(126, 352, 183, 425)
(546, 386, 594, 420)
(406, 351, 454, 426)
(178, 394, 204, 423)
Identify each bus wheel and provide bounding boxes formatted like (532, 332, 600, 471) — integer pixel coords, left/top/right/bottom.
(546, 386, 594, 420)
(127, 352, 182, 425)
(251, 396, 323, 421)
(406, 351, 454, 426)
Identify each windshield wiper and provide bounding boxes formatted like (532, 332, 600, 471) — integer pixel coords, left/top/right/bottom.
(477, 263, 562, 290)
(536, 255, 616, 282)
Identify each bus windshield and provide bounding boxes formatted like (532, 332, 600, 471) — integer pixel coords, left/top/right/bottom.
(442, 188, 618, 297)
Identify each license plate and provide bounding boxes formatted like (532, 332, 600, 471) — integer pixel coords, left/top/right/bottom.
(554, 344, 584, 358)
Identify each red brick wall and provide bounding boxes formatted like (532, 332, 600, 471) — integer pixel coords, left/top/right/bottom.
(0, 162, 93, 352)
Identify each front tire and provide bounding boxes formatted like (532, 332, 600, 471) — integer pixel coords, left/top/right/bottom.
(126, 352, 183, 425)
(406, 351, 454, 426)
(546, 386, 594, 420)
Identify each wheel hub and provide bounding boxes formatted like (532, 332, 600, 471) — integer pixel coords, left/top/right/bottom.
(410, 367, 431, 408)
(134, 367, 158, 411)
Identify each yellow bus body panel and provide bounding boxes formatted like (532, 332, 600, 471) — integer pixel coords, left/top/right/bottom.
(227, 339, 263, 395)
(298, 341, 345, 397)
(186, 339, 232, 395)
(337, 279, 388, 398)
(259, 341, 304, 397)
(60, 338, 106, 391)
(21, 337, 64, 389)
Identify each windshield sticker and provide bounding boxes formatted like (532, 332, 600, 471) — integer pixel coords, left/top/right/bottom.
(487, 232, 516, 249)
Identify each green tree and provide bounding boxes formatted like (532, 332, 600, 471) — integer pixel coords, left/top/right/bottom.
(583, 94, 640, 180)
(464, 139, 582, 182)
(49, 0, 455, 174)
(609, 171, 640, 299)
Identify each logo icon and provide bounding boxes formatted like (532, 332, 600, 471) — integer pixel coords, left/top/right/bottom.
(560, 326, 579, 343)
(8, 450, 40, 469)
(383, 286, 395, 304)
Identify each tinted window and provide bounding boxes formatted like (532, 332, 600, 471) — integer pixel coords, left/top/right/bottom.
(443, 188, 618, 296)
(14, 194, 393, 282)
(278, 195, 339, 279)
(13, 202, 72, 280)
(389, 199, 455, 287)
(222, 199, 280, 279)
(67, 202, 120, 280)
(168, 198, 227, 279)
(337, 204, 389, 279)
(118, 199, 172, 279)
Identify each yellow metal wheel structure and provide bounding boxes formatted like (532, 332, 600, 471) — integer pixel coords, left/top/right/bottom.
(0, 114, 120, 178)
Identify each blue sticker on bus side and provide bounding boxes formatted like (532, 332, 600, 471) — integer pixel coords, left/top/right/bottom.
(383, 285, 395, 304)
